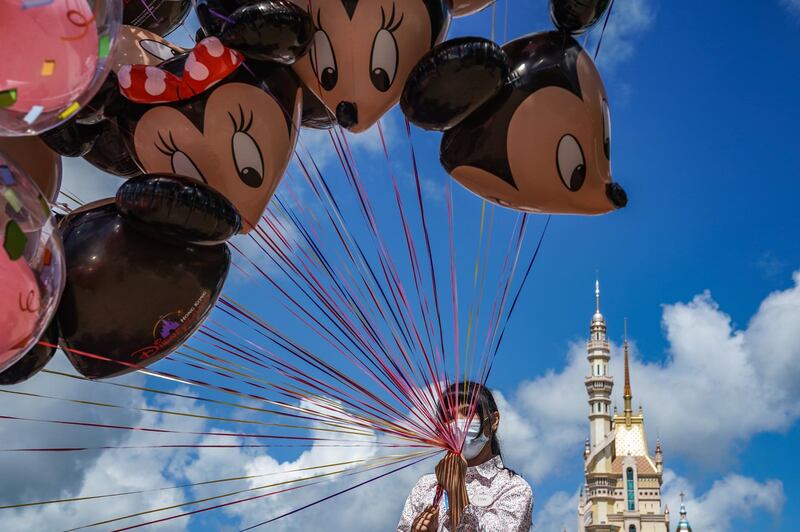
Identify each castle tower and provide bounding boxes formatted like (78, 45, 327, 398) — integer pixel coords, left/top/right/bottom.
(578, 282, 671, 532)
(586, 280, 613, 447)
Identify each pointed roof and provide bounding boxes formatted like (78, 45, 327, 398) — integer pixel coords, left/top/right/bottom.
(677, 492, 693, 531)
(592, 279, 605, 325)
(623, 319, 633, 418)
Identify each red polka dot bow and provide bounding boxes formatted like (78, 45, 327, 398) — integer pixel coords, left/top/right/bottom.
(118, 37, 244, 104)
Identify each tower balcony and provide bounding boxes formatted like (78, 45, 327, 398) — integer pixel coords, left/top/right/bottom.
(585, 376, 614, 392)
(587, 339, 611, 352)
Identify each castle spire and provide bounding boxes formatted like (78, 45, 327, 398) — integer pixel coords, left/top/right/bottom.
(623, 318, 633, 422)
(676, 492, 693, 531)
(595, 278, 600, 313)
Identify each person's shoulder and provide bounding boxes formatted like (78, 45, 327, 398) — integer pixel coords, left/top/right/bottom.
(504, 471, 533, 498)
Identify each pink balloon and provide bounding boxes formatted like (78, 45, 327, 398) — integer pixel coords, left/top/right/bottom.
(0, 0, 99, 112)
(0, 235, 42, 371)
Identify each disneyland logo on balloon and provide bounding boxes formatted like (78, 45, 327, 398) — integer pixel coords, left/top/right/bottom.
(132, 289, 210, 361)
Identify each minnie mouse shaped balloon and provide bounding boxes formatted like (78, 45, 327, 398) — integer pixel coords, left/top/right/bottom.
(401, 31, 627, 215)
(115, 37, 303, 230)
(196, 0, 495, 132)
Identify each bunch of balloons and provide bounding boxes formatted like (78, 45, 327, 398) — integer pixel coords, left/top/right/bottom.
(0, 0, 627, 384)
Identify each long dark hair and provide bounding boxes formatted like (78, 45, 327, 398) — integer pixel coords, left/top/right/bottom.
(435, 380, 516, 475)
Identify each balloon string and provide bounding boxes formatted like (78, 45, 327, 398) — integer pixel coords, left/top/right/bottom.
(40, 343, 430, 439)
(0, 413, 389, 444)
(594, 0, 615, 60)
(1, 451, 428, 511)
(174, 338, 435, 443)
(240, 452, 438, 530)
(0, 442, 407, 453)
(0, 388, 372, 437)
(481, 216, 550, 386)
(72, 451, 437, 531)
(374, 119, 460, 427)
(208, 299, 436, 435)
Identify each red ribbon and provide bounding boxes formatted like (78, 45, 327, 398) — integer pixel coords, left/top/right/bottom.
(118, 37, 243, 104)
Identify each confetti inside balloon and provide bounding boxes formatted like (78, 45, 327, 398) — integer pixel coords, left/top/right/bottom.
(0, 152, 65, 373)
(0, 0, 122, 136)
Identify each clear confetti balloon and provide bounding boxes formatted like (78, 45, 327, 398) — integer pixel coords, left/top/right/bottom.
(0, 151, 65, 372)
(0, 0, 122, 136)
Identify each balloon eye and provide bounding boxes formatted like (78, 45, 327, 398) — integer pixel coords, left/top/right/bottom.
(602, 99, 611, 160)
(370, 28, 398, 92)
(170, 151, 205, 183)
(556, 134, 586, 191)
(140, 39, 181, 61)
(309, 30, 337, 91)
(232, 131, 264, 188)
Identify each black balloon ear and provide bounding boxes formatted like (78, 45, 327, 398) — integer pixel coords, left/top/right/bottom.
(83, 120, 142, 178)
(39, 71, 125, 157)
(401, 37, 510, 131)
(0, 321, 59, 385)
(40, 119, 103, 157)
(550, 0, 612, 34)
(197, 0, 312, 63)
(116, 174, 242, 245)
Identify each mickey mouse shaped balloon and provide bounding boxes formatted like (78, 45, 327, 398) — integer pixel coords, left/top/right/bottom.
(57, 177, 240, 379)
(401, 30, 627, 215)
(195, 0, 494, 132)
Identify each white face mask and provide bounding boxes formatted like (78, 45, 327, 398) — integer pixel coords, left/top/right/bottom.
(452, 418, 490, 460)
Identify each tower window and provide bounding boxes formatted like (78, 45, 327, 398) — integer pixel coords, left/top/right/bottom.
(629, 526, 636, 532)
(626, 468, 635, 511)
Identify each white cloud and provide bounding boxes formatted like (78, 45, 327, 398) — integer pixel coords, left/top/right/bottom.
(0, 357, 204, 530)
(662, 470, 785, 532)
(593, 0, 656, 69)
(295, 110, 398, 173)
(495, 272, 800, 481)
(534, 489, 579, 532)
(780, 0, 800, 16)
(179, 398, 434, 531)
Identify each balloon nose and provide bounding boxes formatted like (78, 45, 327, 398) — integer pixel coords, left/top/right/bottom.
(336, 101, 358, 129)
(606, 182, 627, 209)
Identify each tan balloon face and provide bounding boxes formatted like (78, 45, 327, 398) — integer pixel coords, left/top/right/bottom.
(112, 25, 186, 73)
(132, 83, 301, 231)
(290, 0, 444, 132)
(452, 51, 615, 215)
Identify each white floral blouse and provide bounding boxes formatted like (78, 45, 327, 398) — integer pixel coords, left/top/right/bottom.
(397, 456, 533, 532)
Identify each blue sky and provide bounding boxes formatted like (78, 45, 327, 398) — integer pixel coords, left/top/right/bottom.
(1, 0, 799, 530)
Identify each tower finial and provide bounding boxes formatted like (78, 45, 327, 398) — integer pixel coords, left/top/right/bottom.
(623, 319, 633, 420)
(595, 276, 600, 313)
(677, 491, 693, 531)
